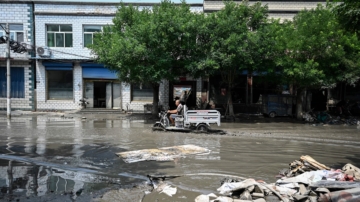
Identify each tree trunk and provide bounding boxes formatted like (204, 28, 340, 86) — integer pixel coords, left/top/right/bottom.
(246, 75, 248, 104)
(296, 88, 306, 120)
(227, 85, 234, 116)
(289, 84, 294, 95)
(306, 91, 312, 112)
(152, 84, 160, 117)
(250, 74, 253, 104)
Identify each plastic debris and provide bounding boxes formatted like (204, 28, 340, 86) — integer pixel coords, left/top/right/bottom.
(116, 144, 211, 163)
(159, 185, 177, 197)
(193, 155, 360, 202)
(195, 193, 218, 202)
(343, 163, 360, 180)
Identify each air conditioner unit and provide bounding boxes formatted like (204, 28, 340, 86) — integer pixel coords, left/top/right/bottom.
(37, 46, 51, 57)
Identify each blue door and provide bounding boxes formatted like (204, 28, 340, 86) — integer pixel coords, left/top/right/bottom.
(0, 67, 24, 98)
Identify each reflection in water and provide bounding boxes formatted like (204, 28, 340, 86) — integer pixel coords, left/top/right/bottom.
(0, 161, 123, 200)
(7, 161, 13, 195)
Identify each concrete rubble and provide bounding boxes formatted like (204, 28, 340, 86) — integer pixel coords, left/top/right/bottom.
(199, 155, 360, 202)
(147, 155, 360, 202)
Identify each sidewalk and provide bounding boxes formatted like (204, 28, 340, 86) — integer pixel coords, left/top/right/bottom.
(0, 109, 79, 117)
(0, 109, 152, 121)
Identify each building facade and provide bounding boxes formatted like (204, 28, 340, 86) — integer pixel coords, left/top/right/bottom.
(1, 0, 332, 112)
(33, 1, 204, 112)
(204, 0, 327, 21)
(0, 2, 35, 111)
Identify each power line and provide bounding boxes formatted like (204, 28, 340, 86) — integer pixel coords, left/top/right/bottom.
(0, 37, 94, 59)
(0, 24, 7, 34)
(1, 23, 94, 59)
(47, 49, 93, 59)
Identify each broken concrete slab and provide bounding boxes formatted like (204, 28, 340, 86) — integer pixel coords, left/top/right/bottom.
(318, 187, 360, 202)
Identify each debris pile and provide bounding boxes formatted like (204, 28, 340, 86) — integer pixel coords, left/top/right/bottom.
(278, 155, 330, 177)
(303, 111, 360, 126)
(116, 145, 211, 163)
(192, 155, 360, 202)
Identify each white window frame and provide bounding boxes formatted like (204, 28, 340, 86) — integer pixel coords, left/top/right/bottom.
(83, 25, 104, 48)
(46, 24, 73, 47)
(0, 24, 24, 42)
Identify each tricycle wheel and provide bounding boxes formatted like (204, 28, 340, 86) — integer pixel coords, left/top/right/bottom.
(152, 123, 165, 131)
(160, 117, 170, 127)
(269, 111, 276, 118)
(196, 124, 208, 132)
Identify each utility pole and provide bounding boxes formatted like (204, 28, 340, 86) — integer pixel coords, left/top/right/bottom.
(6, 23, 11, 119)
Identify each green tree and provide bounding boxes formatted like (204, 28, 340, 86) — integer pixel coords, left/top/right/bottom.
(193, 1, 270, 116)
(334, 0, 360, 33)
(89, 1, 201, 115)
(274, 4, 360, 119)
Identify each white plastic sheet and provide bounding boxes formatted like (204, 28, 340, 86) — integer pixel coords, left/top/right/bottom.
(116, 145, 211, 163)
(277, 170, 344, 185)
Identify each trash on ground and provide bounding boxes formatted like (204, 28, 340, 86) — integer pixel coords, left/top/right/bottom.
(303, 110, 360, 126)
(195, 193, 218, 202)
(278, 155, 330, 177)
(116, 144, 211, 163)
(192, 155, 360, 202)
(318, 187, 360, 202)
(158, 184, 177, 197)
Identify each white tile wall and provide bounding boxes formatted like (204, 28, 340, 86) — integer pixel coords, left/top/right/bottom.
(36, 60, 82, 110)
(34, 3, 202, 111)
(204, 1, 326, 21)
(35, 4, 118, 14)
(119, 80, 171, 112)
(35, 4, 203, 15)
(159, 80, 169, 109)
(0, 3, 34, 111)
(0, 3, 32, 59)
(35, 15, 114, 59)
(0, 61, 33, 110)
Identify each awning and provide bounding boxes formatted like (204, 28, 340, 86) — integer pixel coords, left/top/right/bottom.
(81, 63, 118, 80)
(43, 62, 73, 71)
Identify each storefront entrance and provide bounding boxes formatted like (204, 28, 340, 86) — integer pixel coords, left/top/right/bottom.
(84, 80, 121, 109)
(94, 82, 106, 108)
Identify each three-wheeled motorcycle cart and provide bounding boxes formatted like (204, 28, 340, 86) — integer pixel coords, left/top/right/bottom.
(152, 90, 221, 132)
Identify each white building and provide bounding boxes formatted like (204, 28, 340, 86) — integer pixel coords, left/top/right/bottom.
(203, 0, 327, 22)
(33, 0, 204, 112)
(0, 2, 35, 111)
(1, 0, 328, 112)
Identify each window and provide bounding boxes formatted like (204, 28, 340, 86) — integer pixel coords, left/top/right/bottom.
(47, 70, 73, 100)
(131, 83, 153, 101)
(47, 25, 72, 47)
(0, 24, 24, 42)
(83, 25, 102, 47)
(0, 67, 25, 98)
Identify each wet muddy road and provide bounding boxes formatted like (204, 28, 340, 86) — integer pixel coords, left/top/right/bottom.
(0, 114, 359, 201)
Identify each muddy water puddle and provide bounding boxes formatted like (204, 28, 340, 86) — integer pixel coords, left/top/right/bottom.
(0, 116, 359, 201)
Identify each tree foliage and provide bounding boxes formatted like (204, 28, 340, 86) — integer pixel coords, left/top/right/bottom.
(334, 0, 360, 33)
(194, 1, 271, 116)
(274, 4, 360, 118)
(89, 0, 360, 119)
(89, 1, 201, 114)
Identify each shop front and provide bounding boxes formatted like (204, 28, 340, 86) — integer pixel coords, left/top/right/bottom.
(81, 63, 121, 109)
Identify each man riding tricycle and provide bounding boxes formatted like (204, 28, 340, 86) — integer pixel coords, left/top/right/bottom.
(152, 90, 221, 132)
